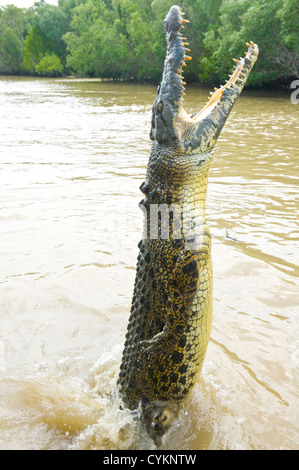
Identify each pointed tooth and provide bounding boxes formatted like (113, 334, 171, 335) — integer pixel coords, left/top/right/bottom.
(182, 19, 190, 23)
(233, 58, 238, 63)
(185, 55, 192, 60)
(250, 41, 254, 45)
(246, 42, 251, 47)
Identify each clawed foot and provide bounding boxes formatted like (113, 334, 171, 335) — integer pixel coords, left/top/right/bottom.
(152, 408, 171, 435)
(139, 331, 165, 356)
(143, 404, 173, 447)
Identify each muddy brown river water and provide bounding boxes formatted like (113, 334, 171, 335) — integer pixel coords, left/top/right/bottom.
(0, 76, 298, 450)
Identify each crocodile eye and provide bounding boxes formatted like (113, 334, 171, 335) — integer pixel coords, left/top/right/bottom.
(157, 102, 163, 113)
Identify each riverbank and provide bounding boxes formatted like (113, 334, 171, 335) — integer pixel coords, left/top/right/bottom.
(1, 0, 298, 87)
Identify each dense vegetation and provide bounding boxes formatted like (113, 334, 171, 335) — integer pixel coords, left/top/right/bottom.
(0, 0, 298, 87)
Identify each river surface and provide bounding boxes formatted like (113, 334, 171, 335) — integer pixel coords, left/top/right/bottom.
(0, 76, 298, 450)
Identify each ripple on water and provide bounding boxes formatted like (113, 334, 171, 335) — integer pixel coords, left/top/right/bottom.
(0, 78, 298, 450)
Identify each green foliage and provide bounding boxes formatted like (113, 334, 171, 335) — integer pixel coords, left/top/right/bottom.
(0, 26, 23, 74)
(23, 25, 51, 72)
(1, 1, 70, 76)
(35, 53, 63, 76)
(58, 0, 87, 17)
(277, 0, 299, 49)
(203, 0, 299, 87)
(63, 0, 163, 80)
(0, 0, 298, 86)
(0, 5, 27, 74)
(276, 0, 299, 78)
(62, 0, 225, 82)
(35, 3, 69, 61)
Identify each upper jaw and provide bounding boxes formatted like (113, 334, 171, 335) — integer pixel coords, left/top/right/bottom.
(150, 6, 189, 144)
(151, 5, 259, 152)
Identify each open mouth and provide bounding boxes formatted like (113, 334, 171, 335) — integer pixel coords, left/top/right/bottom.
(173, 8, 259, 122)
(163, 5, 258, 113)
(189, 41, 259, 122)
(153, 5, 258, 148)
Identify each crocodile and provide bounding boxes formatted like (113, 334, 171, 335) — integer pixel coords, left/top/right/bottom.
(117, 5, 258, 442)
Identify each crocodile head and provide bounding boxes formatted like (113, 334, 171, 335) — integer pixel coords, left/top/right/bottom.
(150, 5, 259, 152)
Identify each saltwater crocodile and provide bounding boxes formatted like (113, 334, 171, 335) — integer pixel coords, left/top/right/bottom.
(117, 5, 258, 441)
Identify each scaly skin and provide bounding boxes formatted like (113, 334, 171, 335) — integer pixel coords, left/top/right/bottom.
(117, 5, 258, 441)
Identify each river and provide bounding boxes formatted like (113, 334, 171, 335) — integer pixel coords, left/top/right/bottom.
(0, 76, 298, 450)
